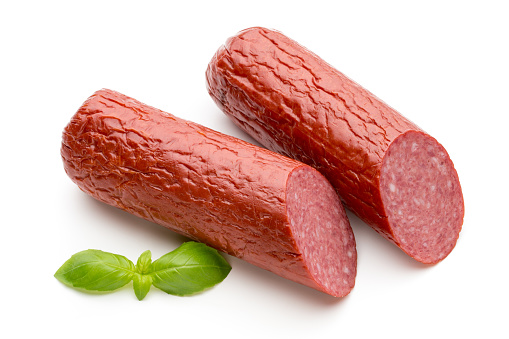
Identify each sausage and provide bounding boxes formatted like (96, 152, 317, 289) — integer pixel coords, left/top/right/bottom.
(206, 27, 464, 264)
(61, 89, 356, 297)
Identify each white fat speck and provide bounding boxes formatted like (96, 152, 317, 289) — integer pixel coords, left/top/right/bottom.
(347, 251, 353, 258)
(400, 238, 406, 244)
(430, 185, 436, 191)
(343, 279, 348, 284)
(389, 183, 396, 192)
(294, 193, 298, 199)
(411, 142, 418, 152)
(398, 209, 402, 215)
(343, 267, 350, 274)
(413, 198, 420, 205)
(423, 242, 428, 248)
(447, 181, 452, 188)
(427, 202, 431, 209)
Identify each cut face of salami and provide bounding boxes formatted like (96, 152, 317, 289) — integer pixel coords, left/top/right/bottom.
(61, 89, 356, 296)
(287, 166, 356, 296)
(380, 131, 464, 263)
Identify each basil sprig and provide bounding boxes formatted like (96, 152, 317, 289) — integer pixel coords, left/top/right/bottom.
(54, 242, 231, 300)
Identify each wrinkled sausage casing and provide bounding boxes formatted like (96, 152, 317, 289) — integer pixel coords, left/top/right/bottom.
(61, 89, 356, 297)
(206, 27, 464, 264)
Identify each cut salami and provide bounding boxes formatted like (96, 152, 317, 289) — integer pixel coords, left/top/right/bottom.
(61, 89, 356, 296)
(206, 27, 464, 264)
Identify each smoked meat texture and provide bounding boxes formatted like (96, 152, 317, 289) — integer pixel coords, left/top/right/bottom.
(61, 89, 356, 297)
(206, 27, 464, 264)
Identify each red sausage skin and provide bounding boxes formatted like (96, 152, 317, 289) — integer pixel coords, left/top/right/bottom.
(61, 89, 356, 296)
(206, 27, 464, 264)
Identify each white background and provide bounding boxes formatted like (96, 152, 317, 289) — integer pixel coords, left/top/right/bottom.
(1, 1, 508, 337)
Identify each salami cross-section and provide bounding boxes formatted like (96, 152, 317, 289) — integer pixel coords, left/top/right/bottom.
(61, 89, 356, 297)
(206, 27, 464, 264)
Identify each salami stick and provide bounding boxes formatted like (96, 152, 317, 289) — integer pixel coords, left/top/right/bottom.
(61, 89, 356, 296)
(206, 27, 464, 264)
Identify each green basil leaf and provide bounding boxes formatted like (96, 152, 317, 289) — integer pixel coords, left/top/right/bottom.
(54, 249, 135, 292)
(150, 242, 231, 296)
(133, 273, 152, 301)
(136, 250, 152, 274)
(133, 250, 152, 300)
